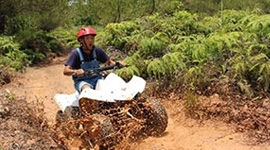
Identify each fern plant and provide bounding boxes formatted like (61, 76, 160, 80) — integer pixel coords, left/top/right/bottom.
(229, 49, 251, 79)
(162, 52, 186, 74)
(220, 9, 248, 32)
(116, 65, 140, 80)
(146, 52, 186, 79)
(104, 21, 139, 49)
(237, 79, 253, 98)
(249, 52, 270, 91)
(245, 14, 270, 35)
(116, 51, 147, 79)
(138, 37, 164, 58)
(0, 36, 28, 71)
(205, 31, 243, 59)
(146, 58, 166, 79)
(200, 16, 221, 32)
(173, 11, 202, 35)
(185, 66, 203, 86)
(96, 8, 270, 97)
(124, 51, 144, 68)
(49, 27, 78, 48)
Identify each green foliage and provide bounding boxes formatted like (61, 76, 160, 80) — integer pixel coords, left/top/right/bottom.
(206, 31, 242, 55)
(220, 10, 248, 31)
(120, 51, 147, 78)
(116, 65, 140, 80)
(174, 10, 197, 21)
(71, 0, 183, 26)
(237, 80, 253, 98)
(138, 37, 164, 58)
(184, 66, 203, 90)
(230, 49, 250, 78)
(183, 90, 199, 117)
(0, 36, 28, 71)
(173, 11, 200, 35)
(182, 0, 270, 18)
(1, 0, 71, 35)
(200, 16, 221, 32)
(5, 15, 35, 35)
(162, 52, 185, 74)
(157, 0, 183, 15)
(249, 52, 270, 91)
(49, 27, 78, 48)
(96, 9, 270, 98)
(152, 32, 170, 44)
(244, 14, 270, 36)
(146, 52, 185, 79)
(226, 31, 270, 92)
(2, 0, 270, 99)
(123, 51, 144, 67)
(15, 30, 65, 65)
(147, 58, 165, 78)
(104, 21, 139, 49)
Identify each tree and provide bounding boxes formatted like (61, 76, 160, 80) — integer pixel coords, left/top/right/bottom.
(0, 0, 18, 34)
(0, 0, 72, 35)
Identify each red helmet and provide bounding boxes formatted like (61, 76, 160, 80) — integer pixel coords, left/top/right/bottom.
(77, 27, 97, 40)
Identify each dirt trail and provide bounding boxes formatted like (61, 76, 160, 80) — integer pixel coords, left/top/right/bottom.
(3, 57, 270, 150)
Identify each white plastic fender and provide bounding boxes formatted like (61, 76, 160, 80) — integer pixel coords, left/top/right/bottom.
(54, 73, 146, 111)
(54, 92, 79, 111)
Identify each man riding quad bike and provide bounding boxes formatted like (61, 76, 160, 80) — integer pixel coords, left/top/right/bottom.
(53, 27, 168, 150)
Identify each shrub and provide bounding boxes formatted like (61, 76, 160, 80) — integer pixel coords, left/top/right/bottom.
(0, 36, 28, 71)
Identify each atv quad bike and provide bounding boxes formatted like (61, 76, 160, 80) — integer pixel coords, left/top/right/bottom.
(53, 64, 168, 150)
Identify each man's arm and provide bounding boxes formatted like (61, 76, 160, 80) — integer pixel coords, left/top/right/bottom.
(105, 59, 126, 67)
(105, 59, 116, 66)
(63, 65, 84, 76)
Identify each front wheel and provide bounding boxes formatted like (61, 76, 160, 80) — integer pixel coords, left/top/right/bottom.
(55, 106, 80, 124)
(138, 99, 168, 136)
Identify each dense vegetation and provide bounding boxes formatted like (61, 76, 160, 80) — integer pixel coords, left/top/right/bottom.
(1, 0, 270, 99)
(101, 10, 270, 100)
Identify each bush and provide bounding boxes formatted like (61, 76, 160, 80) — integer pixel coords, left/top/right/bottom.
(15, 30, 65, 65)
(0, 36, 28, 71)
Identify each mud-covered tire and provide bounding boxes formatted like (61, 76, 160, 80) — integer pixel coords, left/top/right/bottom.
(55, 110, 65, 124)
(55, 108, 113, 137)
(140, 99, 168, 136)
(64, 106, 80, 119)
(91, 114, 114, 138)
(54, 113, 114, 150)
(90, 114, 115, 150)
(55, 106, 80, 124)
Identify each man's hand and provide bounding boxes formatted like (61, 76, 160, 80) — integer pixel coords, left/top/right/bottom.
(115, 61, 126, 68)
(64, 66, 85, 76)
(73, 69, 84, 75)
(106, 59, 126, 67)
(119, 61, 126, 67)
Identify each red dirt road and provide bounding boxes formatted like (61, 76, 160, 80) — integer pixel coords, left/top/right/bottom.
(3, 57, 270, 150)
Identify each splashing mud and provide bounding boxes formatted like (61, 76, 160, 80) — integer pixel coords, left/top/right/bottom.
(53, 96, 168, 150)
(0, 91, 58, 149)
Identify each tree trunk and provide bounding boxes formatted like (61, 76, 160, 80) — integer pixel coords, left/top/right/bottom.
(150, 0, 156, 15)
(0, 0, 6, 34)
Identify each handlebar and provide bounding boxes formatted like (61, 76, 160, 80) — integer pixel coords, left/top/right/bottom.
(73, 62, 125, 79)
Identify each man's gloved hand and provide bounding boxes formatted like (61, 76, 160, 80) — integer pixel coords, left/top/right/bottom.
(116, 61, 126, 68)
